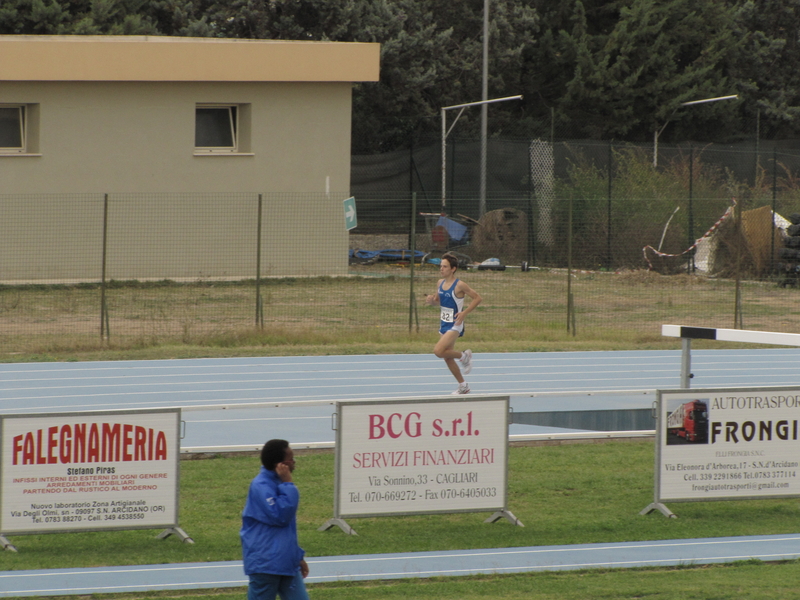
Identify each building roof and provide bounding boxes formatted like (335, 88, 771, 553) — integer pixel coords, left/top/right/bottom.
(0, 35, 380, 82)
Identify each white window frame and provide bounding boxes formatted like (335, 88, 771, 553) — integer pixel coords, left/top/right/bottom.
(0, 105, 26, 154)
(194, 104, 239, 154)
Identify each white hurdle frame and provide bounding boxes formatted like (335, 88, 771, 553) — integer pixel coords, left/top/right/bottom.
(662, 324, 800, 388)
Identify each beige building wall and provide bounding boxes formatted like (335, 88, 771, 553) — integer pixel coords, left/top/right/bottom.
(0, 37, 379, 282)
(1, 80, 353, 194)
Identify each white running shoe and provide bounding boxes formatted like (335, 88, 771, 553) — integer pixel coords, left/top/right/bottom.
(460, 349, 473, 375)
(452, 382, 470, 395)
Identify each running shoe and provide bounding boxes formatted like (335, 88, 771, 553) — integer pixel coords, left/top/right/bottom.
(460, 349, 473, 375)
(452, 382, 470, 395)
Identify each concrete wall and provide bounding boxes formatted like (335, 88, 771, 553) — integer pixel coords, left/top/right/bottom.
(0, 81, 353, 281)
(1, 80, 352, 194)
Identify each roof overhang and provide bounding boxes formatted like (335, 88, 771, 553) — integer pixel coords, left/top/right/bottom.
(0, 35, 380, 82)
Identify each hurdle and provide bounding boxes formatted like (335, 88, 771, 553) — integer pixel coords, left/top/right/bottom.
(662, 324, 800, 388)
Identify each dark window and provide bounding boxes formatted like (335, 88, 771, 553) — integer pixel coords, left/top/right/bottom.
(195, 106, 237, 151)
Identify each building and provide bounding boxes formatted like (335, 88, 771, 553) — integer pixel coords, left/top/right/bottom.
(0, 35, 379, 281)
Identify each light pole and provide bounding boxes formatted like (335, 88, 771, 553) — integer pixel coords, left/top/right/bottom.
(480, 0, 489, 217)
(653, 94, 738, 168)
(441, 95, 522, 212)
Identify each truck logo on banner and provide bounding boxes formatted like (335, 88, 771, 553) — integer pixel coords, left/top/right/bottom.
(1, 408, 191, 552)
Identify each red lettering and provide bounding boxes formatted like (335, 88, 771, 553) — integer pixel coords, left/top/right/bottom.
(134, 426, 147, 461)
(155, 431, 168, 460)
(12, 434, 23, 465)
(88, 423, 100, 462)
(123, 424, 134, 461)
(405, 412, 422, 437)
(102, 423, 121, 461)
(60, 425, 72, 464)
(387, 413, 403, 438)
(47, 426, 58, 464)
(369, 415, 385, 439)
(22, 432, 35, 465)
(74, 423, 86, 462)
(36, 429, 46, 464)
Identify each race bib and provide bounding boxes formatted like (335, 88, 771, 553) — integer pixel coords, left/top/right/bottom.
(440, 307, 455, 323)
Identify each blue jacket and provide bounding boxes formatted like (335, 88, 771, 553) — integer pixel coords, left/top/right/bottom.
(240, 467, 305, 576)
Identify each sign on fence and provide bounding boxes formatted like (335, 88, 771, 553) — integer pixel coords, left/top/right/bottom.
(319, 396, 522, 535)
(641, 387, 800, 518)
(0, 408, 191, 551)
(343, 196, 357, 230)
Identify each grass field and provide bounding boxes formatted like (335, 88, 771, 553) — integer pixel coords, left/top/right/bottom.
(4, 266, 800, 598)
(3, 266, 800, 362)
(3, 443, 799, 599)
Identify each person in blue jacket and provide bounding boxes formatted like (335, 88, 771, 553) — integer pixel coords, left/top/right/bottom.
(241, 439, 309, 600)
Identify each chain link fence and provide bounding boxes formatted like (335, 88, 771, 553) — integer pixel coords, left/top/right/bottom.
(4, 139, 800, 354)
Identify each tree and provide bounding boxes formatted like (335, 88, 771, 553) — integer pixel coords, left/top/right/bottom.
(0, 0, 209, 36)
(534, 0, 741, 141)
(730, 0, 800, 139)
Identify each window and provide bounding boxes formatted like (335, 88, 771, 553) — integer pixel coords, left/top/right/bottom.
(195, 105, 238, 152)
(0, 105, 25, 153)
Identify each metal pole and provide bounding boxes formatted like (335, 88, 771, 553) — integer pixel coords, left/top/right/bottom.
(441, 107, 447, 211)
(567, 194, 575, 335)
(654, 95, 738, 168)
(479, 0, 489, 218)
(734, 199, 743, 329)
(681, 338, 692, 388)
(688, 146, 694, 273)
(607, 141, 612, 270)
(409, 192, 419, 332)
(440, 95, 521, 213)
(772, 146, 777, 275)
(100, 193, 109, 340)
(256, 194, 263, 328)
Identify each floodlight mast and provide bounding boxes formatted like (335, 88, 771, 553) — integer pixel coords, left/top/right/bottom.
(653, 94, 738, 168)
(441, 95, 523, 212)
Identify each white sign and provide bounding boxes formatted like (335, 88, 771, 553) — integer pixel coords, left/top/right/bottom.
(333, 397, 510, 518)
(1, 409, 181, 535)
(644, 387, 800, 516)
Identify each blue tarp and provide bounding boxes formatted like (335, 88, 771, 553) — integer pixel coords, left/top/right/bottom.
(436, 216, 468, 242)
(349, 249, 426, 262)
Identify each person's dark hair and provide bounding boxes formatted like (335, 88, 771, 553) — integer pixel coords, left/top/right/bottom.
(261, 439, 289, 471)
(442, 253, 458, 270)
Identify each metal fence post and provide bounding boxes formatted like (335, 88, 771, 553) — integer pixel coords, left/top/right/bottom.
(256, 193, 264, 328)
(567, 194, 576, 336)
(687, 146, 695, 273)
(100, 193, 109, 341)
(771, 146, 777, 275)
(606, 141, 613, 270)
(409, 192, 419, 332)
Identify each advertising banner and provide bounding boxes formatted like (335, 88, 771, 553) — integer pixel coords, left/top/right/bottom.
(1, 409, 181, 536)
(643, 387, 800, 516)
(331, 397, 510, 520)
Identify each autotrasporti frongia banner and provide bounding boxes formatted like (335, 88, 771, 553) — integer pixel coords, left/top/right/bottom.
(658, 388, 800, 502)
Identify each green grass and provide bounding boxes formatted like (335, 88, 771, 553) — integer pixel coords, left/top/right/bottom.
(3, 267, 800, 362)
(4, 443, 800, 599)
(4, 267, 800, 597)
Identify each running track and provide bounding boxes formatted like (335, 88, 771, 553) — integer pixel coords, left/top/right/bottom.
(2, 349, 800, 595)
